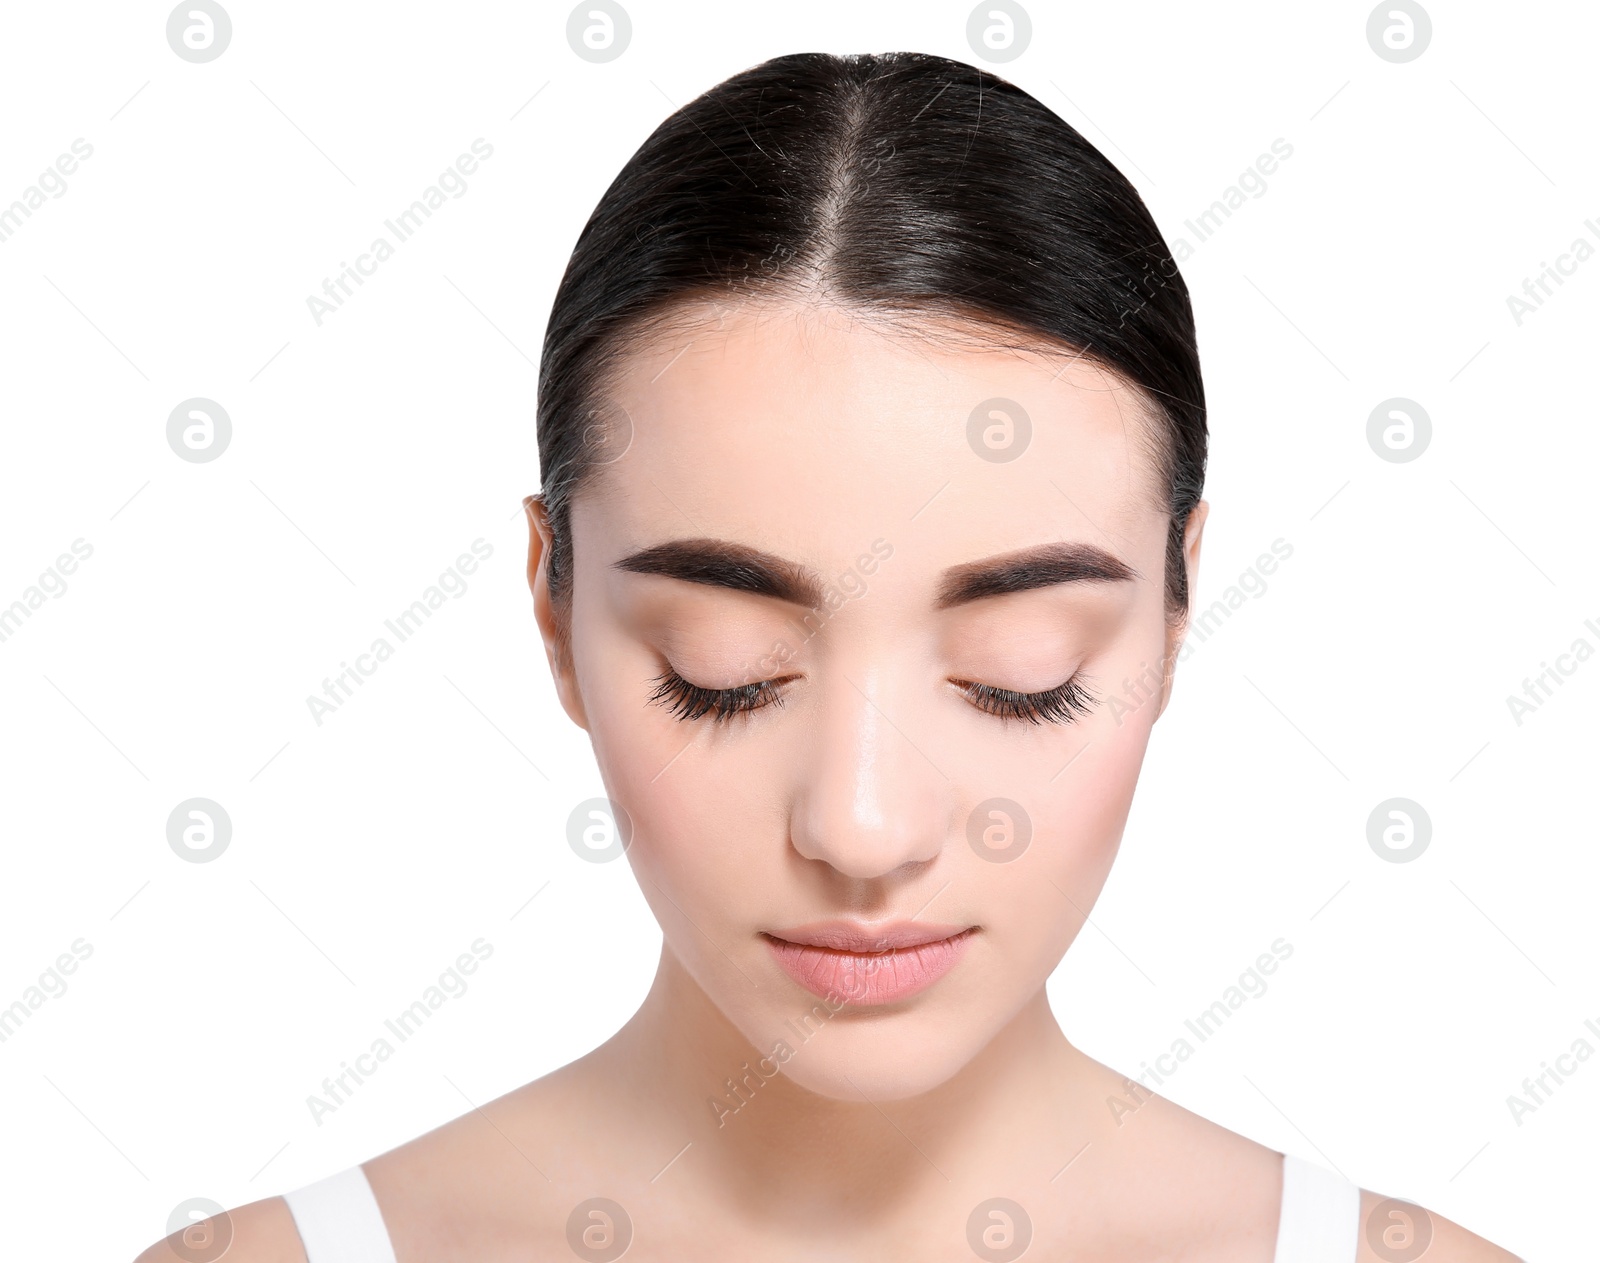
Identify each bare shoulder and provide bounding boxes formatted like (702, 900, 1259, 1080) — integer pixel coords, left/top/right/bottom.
(126, 1075, 572, 1263)
(1069, 1054, 1288, 1259)
(130, 1193, 305, 1263)
(1356, 1187, 1524, 1262)
(361, 1057, 605, 1255)
(128, 1065, 581, 1263)
(1078, 1052, 1527, 1262)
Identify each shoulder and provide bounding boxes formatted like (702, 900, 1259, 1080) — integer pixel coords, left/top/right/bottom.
(1071, 1052, 1525, 1262)
(130, 1193, 305, 1263)
(133, 1055, 609, 1262)
(1355, 1187, 1523, 1262)
(1059, 1058, 1287, 1258)
(360, 1060, 605, 1255)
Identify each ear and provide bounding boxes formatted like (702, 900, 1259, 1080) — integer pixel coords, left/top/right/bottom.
(1153, 499, 1208, 722)
(525, 494, 590, 731)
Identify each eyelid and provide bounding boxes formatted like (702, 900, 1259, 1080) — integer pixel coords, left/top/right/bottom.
(647, 667, 797, 724)
(647, 665, 1098, 728)
(951, 673, 1099, 725)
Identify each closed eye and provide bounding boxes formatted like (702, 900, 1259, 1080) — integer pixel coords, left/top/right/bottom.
(647, 668, 1099, 727)
(951, 674, 1099, 725)
(647, 668, 794, 724)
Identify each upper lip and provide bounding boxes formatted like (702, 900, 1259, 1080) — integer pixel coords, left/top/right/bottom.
(764, 920, 974, 952)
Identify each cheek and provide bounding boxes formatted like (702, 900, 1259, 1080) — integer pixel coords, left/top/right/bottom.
(1049, 720, 1148, 893)
(997, 703, 1154, 958)
(577, 657, 776, 943)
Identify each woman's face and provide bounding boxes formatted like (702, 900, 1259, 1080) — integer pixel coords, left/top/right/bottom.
(536, 299, 1204, 1101)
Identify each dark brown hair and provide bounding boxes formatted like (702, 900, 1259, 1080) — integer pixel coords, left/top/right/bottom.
(535, 51, 1206, 661)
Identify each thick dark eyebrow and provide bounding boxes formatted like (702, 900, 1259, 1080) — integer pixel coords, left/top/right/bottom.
(934, 541, 1137, 608)
(612, 537, 1137, 610)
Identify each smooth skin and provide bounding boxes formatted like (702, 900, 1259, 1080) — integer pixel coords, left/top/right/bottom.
(136, 300, 1520, 1262)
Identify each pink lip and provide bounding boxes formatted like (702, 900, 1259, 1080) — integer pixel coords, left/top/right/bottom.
(763, 921, 977, 1005)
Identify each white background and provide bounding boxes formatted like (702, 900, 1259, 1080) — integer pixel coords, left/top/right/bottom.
(0, 2, 1594, 1259)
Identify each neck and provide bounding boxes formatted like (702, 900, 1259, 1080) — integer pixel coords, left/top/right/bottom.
(588, 943, 1103, 1223)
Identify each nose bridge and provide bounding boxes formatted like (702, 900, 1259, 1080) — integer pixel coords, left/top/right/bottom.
(789, 658, 947, 880)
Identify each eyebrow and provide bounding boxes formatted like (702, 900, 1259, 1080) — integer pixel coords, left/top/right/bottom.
(612, 537, 1137, 610)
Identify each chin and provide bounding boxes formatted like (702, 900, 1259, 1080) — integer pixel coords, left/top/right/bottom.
(780, 1042, 983, 1103)
(735, 994, 1005, 1103)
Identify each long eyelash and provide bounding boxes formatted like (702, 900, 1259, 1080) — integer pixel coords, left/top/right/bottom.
(647, 669, 1098, 727)
(956, 674, 1099, 726)
(647, 669, 789, 724)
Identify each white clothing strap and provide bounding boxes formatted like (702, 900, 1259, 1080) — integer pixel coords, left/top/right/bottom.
(1273, 1152, 1360, 1263)
(281, 1164, 399, 1263)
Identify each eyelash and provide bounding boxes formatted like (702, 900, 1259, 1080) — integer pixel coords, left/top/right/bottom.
(953, 674, 1099, 726)
(647, 670, 793, 724)
(647, 669, 1098, 727)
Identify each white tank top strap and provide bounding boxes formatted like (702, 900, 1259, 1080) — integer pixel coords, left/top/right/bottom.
(280, 1164, 399, 1263)
(1273, 1152, 1360, 1263)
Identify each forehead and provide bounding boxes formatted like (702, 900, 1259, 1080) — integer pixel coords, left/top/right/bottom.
(577, 300, 1168, 572)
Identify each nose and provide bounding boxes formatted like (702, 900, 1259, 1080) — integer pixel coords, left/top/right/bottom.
(788, 664, 948, 880)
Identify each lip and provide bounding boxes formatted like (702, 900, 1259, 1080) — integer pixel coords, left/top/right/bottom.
(762, 921, 977, 1005)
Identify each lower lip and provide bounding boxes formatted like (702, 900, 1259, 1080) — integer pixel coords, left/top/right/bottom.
(764, 930, 975, 1006)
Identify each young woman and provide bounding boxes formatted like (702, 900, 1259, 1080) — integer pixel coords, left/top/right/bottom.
(138, 51, 1521, 1263)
